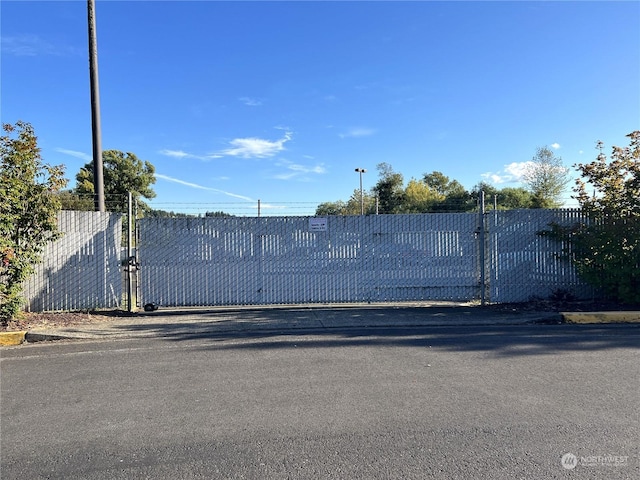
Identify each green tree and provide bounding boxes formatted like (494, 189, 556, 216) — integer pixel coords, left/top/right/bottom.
(423, 171, 472, 211)
(346, 189, 377, 215)
(404, 178, 442, 213)
(522, 146, 570, 208)
(497, 187, 533, 209)
(423, 171, 460, 197)
(471, 181, 498, 210)
(568, 131, 640, 303)
(75, 150, 156, 213)
(146, 209, 197, 218)
(315, 200, 348, 216)
(315, 190, 376, 216)
(471, 182, 533, 210)
(58, 190, 94, 211)
(317, 168, 533, 215)
(205, 211, 233, 218)
(0, 121, 67, 322)
(373, 163, 405, 214)
(437, 189, 474, 212)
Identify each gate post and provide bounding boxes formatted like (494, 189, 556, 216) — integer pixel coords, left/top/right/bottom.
(478, 191, 487, 305)
(126, 192, 133, 312)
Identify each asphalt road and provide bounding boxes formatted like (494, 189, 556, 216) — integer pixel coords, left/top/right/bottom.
(1, 324, 639, 479)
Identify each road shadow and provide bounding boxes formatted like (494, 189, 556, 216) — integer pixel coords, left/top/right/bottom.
(108, 306, 640, 357)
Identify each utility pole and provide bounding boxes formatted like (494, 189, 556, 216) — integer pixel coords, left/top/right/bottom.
(88, 0, 105, 212)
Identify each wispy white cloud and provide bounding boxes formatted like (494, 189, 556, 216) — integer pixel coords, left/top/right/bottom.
(339, 127, 376, 139)
(239, 97, 262, 107)
(287, 164, 326, 174)
(551, 142, 561, 149)
(273, 160, 326, 180)
(481, 161, 533, 184)
(217, 131, 292, 159)
(156, 173, 252, 201)
(159, 130, 292, 162)
(1, 35, 79, 56)
(158, 149, 190, 159)
(55, 148, 92, 162)
(158, 149, 215, 161)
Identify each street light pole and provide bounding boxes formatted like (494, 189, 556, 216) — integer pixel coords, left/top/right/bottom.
(355, 168, 366, 215)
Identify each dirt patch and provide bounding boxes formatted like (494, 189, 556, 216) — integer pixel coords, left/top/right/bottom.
(1, 310, 134, 332)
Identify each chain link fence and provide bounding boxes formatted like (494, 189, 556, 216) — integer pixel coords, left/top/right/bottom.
(22, 211, 123, 311)
(21, 208, 596, 312)
(138, 209, 593, 308)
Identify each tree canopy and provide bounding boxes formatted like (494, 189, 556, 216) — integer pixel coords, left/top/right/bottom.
(58, 189, 94, 211)
(75, 150, 156, 213)
(522, 147, 570, 208)
(372, 163, 406, 214)
(316, 189, 378, 216)
(471, 182, 533, 210)
(404, 178, 442, 213)
(315, 167, 534, 216)
(568, 131, 640, 302)
(574, 134, 640, 218)
(0, 121, 66, 322)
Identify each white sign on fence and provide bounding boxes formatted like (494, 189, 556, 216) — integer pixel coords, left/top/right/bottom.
(309, 217, 328, 232)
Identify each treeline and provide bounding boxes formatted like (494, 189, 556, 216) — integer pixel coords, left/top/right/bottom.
(57, 192, 234, 219)
(55, 149, 233, 218)
(58, 147, 569, 218)
(316, 163, 540, 216)
(146, 210, 233, 218)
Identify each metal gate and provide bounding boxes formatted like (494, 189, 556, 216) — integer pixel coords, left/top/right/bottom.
(137, 210, 592, 307)
(20, 210, 594, 312)
(137, 214, 481, 307)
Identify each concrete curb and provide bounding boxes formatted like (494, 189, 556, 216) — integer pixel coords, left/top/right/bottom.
(561, 311, 640, 324)
(0, 331, 27, 346)
(7, 312, 563, 344)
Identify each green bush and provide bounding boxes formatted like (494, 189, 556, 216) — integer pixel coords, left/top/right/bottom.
(550, 131, 640, 304)
(0, 122, 66, 322)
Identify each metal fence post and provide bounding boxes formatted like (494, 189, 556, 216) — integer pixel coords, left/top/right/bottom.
(127, 192, 133, 312)
(479, 191, 487, 305)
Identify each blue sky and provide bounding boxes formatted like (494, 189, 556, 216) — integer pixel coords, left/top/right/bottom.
(2, 1, 639, 216)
